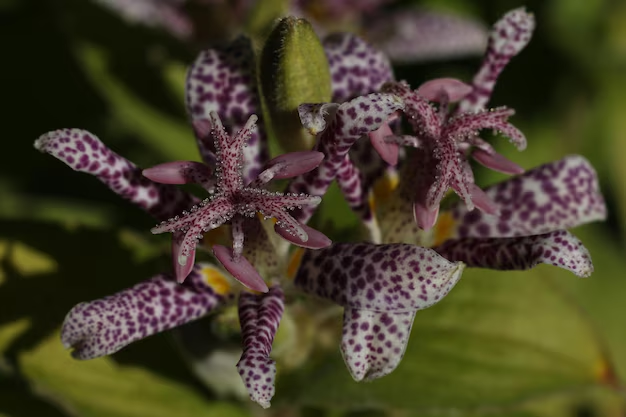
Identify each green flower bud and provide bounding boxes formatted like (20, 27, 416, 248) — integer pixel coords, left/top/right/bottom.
(260, 17, 332, 152)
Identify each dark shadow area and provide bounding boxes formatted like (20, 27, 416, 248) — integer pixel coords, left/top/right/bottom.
(0, 220, 208, 395)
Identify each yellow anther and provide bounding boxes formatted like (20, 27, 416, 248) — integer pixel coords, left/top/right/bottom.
(432, 211, 457, 246)
(287, 247, 305, 280)
(201, 266, 232, 295)
(369, 171, 399, 212)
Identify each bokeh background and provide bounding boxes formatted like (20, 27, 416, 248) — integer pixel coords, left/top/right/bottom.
(1, 0, 625, 416)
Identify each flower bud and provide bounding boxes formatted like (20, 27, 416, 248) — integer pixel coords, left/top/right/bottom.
(260, 17, 332, 152)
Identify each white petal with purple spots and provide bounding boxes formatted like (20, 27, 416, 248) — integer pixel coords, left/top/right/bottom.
(237, 286, 285, 408)
(61, 264, 233, 360)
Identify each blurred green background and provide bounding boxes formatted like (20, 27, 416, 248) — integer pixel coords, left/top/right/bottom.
(1, 0, 625, 416)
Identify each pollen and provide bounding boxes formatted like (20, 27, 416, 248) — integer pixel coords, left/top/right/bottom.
(201, 266, 232, 295)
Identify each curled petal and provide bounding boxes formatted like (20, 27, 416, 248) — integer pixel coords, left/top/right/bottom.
(254, 151, 325, 185)
(434, 230, 594, 277)
(274, 222, 332, 249)
(341, 308, 415, 381)
(143, 161, 213, 187)
(366, 9, 488, 63)
(34, 129, 196, 220)
(417, 78, 473, 103)
(186, 36, 267, 181)
(172, 231, 196, 283)
(61, 264, 234, 359)
(295, 243, 464, 313)
(450, 156, 607, 238)
(368, 122, 399, 166)
(324, 32, 394, 103)
(472, 148, 525, 175)
(213, 245, 268, 293)
(237, 286, 285, 408)
(460, 7, 535, 112)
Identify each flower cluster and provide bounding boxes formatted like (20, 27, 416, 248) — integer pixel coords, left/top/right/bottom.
(35, 7, 606, 409)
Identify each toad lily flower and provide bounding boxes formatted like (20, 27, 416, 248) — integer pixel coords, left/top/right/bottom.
(145, 112, 330, 290)
(33, 7, 606, 410)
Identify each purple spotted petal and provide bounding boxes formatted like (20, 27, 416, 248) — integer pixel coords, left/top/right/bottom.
(34, 129, 196, 220)
(295, 243, 463, 380)
(237, 286, 285, 408)
(341, 308, 415, 381)
(186, 36, 267, 181)
(324, 32, 394, 103)
(434, 230, 594, 277)
(365, 9, 488, 63)
(450, 156, 607, 238)
(295, 243, 464, 313)
(459, 7, 535, 113)
(61, 264, 233, 359)
(290, 93, 404, 228)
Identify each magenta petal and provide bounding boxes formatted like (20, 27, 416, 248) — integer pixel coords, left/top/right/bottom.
(143, 161, 212, 185)
(369, 123, 399, 166)
(472, 148, 525, 175)
(263, 151, 324, 180)
(274, 223, 332, 249)
(469, 184, 500, 215)
(172, 231, 196, 283)
(413, 202, 439, 231)
(417, 78, 473, 102)
(213, 245, 268, 293)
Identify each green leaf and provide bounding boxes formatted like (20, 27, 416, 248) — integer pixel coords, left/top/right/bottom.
(277, 265, 611, 412)
(2, 326, 248, 417)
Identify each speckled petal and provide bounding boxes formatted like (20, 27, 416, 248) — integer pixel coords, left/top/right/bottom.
(366, 9, 488, 63)
(434, 230, 594, 277)
(34, 129, 196, 220)
(445, 107, 527, 151)
(450, 156, 607, 238)
(186, 36, 267, 181)
(237, 286, 285, 409)
(341, 308, 415, 381)
(324, 32, 394, 103)
(290, 93, 404, 225)
(294, 243, 464, 313)
(61, 264, 234, 359)
(459, 7, 535, 113)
